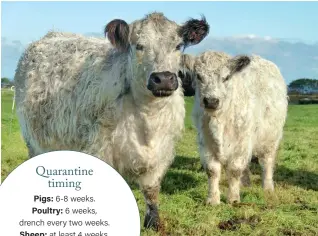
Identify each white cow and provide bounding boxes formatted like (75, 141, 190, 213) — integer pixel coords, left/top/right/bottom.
(14, 12, 210, 229)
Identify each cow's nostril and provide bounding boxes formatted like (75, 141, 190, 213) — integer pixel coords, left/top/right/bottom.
(203, 98, 208, 106)
(169, 75, 176, 81)
(213, 98, 219, 105)
(153, 76, 161, 84)
(169, 73, 177, 82)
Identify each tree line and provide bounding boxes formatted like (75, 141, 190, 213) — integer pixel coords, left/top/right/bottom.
(1, 77, 14, 88)
(288, 78, 318, 94)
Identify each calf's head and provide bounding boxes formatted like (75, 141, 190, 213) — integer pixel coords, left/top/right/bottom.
(194, 55, 251, 111)
(104, 13, 209, 97)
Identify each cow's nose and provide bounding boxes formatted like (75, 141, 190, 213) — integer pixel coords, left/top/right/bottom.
(147, 71, 178, 97)
(203, 97, 219, 109)
(148, 72, 178, 89)
(150, 72, 177, 85)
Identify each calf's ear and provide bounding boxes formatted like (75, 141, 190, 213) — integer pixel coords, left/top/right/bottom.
(179, 16, 210, 48)
(104, 19, 130, 52)
(223, 55, 251, 82)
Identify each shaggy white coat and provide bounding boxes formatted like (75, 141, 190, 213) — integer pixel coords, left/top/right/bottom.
(184, 51, 288, 204)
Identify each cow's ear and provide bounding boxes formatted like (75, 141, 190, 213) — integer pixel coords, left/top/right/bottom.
(223, 55, 251, 82)
(179, 16, 210, 48)
(104, 19, 130, 52)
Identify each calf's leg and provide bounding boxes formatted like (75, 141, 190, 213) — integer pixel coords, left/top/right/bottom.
(259, 150, 277, 191)
(240, 166, 251, 187)
(226, 156, 250, 203)
(205, 158, 222, 205)
(227, 168, 243, 203)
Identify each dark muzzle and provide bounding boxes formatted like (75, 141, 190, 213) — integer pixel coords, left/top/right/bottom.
(203, 97, 219, 110)
(147, 71, 178, 97)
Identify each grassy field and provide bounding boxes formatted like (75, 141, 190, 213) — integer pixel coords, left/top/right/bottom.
(1, 89, 318, 235)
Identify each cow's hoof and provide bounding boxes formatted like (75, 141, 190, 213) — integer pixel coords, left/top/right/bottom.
(144, 206, 160, 231)
(206, 197, 220, 205)
(227, 192, 240, 204)
(263, 179, 274, 192)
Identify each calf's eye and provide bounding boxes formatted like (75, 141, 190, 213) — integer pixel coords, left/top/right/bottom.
(136, 44, 144, 51)
(197, 74, 203, 82)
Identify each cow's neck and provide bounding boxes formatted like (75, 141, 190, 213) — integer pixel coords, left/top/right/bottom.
(130, 81, 175, 114)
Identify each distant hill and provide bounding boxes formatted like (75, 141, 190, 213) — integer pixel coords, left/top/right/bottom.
(185, 36, 318, 84)
(2, 35, 318, 84)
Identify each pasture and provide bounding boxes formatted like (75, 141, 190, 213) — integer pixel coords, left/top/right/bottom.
(1, 89, 318, 235)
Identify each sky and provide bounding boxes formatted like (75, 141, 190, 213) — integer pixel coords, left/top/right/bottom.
(2, 1, 318, 45)
(1, 1, 318, 82)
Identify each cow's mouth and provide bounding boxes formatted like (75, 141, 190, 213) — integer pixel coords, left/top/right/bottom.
(151, 89, 174, 97)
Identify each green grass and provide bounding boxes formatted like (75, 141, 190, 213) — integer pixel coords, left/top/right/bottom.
(2, 90, 318, 236)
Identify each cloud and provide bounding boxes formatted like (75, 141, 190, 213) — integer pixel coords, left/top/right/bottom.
(264, 36, 272, 41)
(1, 37, 26, 79)
(218, 34, 279, 44)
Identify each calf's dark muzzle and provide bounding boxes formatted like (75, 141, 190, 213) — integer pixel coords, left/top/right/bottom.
(203, 97, 220, 110)
(147, 71, 178, 97)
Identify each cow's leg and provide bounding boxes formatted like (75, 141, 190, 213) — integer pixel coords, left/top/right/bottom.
(227, 167, 243, 203)
(136, 144, 174, 230)
(141, 184, 160, 230)
(259, 149, 277, 192)
(205, 157, 222, 205)
(198, 133, 208, 170)
(138, 165, 166, 231)
(226, 154, 250, 204)
(240, 165, 251, 187)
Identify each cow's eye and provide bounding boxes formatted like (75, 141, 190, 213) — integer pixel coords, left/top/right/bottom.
(197, 74, 203, 82)
(176, 43, 183, 51)
(136, 44, 144, 51)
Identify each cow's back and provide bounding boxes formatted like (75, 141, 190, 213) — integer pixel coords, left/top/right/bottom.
(230, 55, 288, 154)
(15, 32, 114, 95)
(14, 31, 128, 155)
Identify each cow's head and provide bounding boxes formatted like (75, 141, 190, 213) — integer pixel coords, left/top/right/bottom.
(104, 12, 209, 98)
(194, 53, 251, 111)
